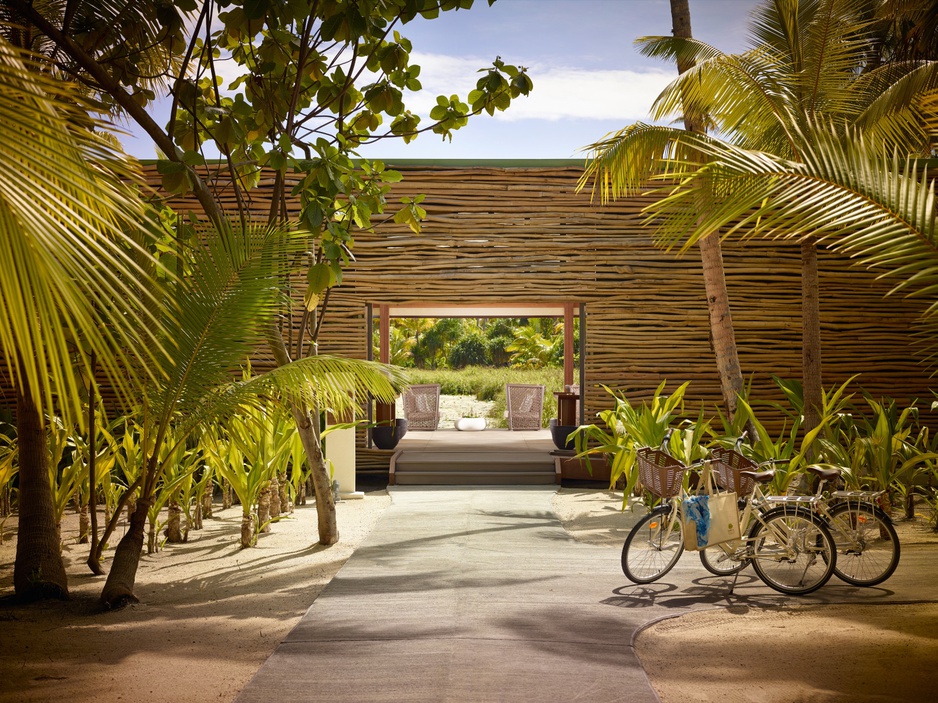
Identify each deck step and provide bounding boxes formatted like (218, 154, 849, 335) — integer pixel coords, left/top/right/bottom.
(391, 450, 557, 485)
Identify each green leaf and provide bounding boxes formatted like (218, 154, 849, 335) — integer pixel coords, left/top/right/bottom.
(307, 263, 333, 294)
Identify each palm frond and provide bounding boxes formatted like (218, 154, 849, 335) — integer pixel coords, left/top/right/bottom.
(639, 37, 798, 156)
(0, 37, 167, 420)
(635, 123, 938, 359)
(851, 61, 938, 151)
(579, 123, 704, 203)
(149, 222, 311, 424)
(177, 355, 408, 440)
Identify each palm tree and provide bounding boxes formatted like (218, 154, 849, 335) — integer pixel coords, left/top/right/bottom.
(0, 37, 167, 600)
(583, 0, 938, 429)
(622, 122, 938, 358)
(99, 221, 405, 607)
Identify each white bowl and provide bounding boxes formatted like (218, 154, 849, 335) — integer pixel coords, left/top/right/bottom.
(455, 417, 486, 431)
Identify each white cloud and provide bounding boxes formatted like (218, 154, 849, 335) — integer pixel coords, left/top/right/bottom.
(406, 52, 674, 123)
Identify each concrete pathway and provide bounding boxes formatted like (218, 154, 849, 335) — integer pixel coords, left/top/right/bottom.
(235, 487, 938, 703)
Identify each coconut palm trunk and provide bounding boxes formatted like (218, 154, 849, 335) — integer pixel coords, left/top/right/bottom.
(100, 495, 150, 608)
(801, 237, 823, 434)
(671, 0, 748, 423)
(267, 327, 338, 545)
(13, 382, 69, 600)
(288, 404, 338, 545)
(257, 486, 272, 534)
(165, 499, 184, 542)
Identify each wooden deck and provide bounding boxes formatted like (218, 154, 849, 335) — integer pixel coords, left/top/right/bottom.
(389, 429, 559, 485)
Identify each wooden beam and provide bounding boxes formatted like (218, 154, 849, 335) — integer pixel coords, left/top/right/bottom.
(564, 303, 575, 388)
(379, 304, 390, 364)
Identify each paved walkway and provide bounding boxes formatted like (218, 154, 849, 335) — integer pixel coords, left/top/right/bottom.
(235, 487, 938, 703)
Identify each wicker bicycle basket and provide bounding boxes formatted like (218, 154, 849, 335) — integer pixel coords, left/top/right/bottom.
(636, 448, 688, 498)
(710, 447, 758, 495)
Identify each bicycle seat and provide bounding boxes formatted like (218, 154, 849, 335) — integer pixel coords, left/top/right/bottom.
(740, 469, 775, 484)
(807, 465, 841, 482)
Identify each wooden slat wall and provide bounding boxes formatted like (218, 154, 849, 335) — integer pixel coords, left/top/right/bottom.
(142, 163, 933, 468)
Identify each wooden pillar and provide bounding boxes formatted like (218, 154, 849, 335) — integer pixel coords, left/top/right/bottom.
(563, 303, 575, 388)
(379, 304, 390, 364)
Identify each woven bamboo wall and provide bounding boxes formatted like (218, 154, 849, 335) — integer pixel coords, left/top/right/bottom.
(141, 163, 934, 468)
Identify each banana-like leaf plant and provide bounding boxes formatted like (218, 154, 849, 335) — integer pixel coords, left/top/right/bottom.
(572, 381, 690, 502)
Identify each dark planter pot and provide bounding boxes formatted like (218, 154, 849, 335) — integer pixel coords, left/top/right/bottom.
(550, 418, 577, 451)
(372, 418, 408, 450)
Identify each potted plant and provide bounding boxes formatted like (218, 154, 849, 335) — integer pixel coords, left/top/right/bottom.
(372, 399, 407, 449)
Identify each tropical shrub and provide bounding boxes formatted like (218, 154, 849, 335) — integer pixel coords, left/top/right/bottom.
(572, 381, 693, 502)
(447, 333, 490, 368)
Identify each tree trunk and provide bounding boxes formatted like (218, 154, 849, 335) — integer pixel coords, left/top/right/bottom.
(126, 491, 137, 522)
(201, 483, 213, 519)
(240, 511, 255, 549)
(802, 237, 823, 435)
(93, 475, 141, 570)
(278, 471, 291, 513)
(700, 236, 744, 419)
(266, 327, 338, 545)
(13, 383, 69, 601)
(192, 500, 203, 531)
(222, 481, 232, 510)
(78, 501, 90, 544)
(100, 498, 149, 608)
(147, 520, 156, 553)
(291, 405, 338, 544)
(269, 473, 281, 518)
(257, 485, 272, 533)
(670, 0, 751, 434)
(86, 363, 104, 575)
(165, 500, 184, 542)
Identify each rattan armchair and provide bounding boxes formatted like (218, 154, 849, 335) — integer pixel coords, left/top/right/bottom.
(505, 383, 545, 430)
(403, 383, 441, 430)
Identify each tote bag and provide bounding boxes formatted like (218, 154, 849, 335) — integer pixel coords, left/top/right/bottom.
(682, 491, 741, 551)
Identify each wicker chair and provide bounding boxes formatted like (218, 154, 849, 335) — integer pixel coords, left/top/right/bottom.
(505, 383, 545, 430)
(403, 383, 441, 430)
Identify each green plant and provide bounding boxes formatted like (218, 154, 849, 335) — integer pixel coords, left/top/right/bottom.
(448, 332, 490, 368)
(506, 323, 562, 370)
(826, 396, 937, 513)
(733, 376, 856, 494)
(572, 381, 690, 500)
(0, 426, 17, 520)
(146, 437, 200, 554)
(204, 404, 298, 549)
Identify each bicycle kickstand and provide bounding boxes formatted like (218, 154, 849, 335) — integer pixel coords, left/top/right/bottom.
(727, 569, 742, 597)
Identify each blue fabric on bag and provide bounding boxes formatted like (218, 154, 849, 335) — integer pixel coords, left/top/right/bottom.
(683, 494, 710, 548)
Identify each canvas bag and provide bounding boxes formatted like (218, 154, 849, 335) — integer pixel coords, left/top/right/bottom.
(682, 471, 741, 551)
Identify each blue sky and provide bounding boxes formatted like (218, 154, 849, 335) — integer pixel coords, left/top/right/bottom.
(119, 0, 761, 160)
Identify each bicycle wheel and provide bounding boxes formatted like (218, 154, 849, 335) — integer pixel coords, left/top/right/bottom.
(699, 543, 748, 575)
(748, 507, 836, 595)
(621, 505, 684, 583)
(827, 502, 900, 587)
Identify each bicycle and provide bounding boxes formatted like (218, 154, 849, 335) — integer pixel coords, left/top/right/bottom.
(705, 435, 900, 587)
(624, 441, 839, 596)
(782, 465, 900, 587)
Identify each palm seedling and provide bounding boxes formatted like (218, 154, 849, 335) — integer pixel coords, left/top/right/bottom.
(98, 219, 405, 607)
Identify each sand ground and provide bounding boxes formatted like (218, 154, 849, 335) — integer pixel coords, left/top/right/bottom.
(551, 488, 938, 703)
(1, 487, 937, 703)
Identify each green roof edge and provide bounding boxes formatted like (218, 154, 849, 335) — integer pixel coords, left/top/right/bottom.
(137, 158, 585, 168)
